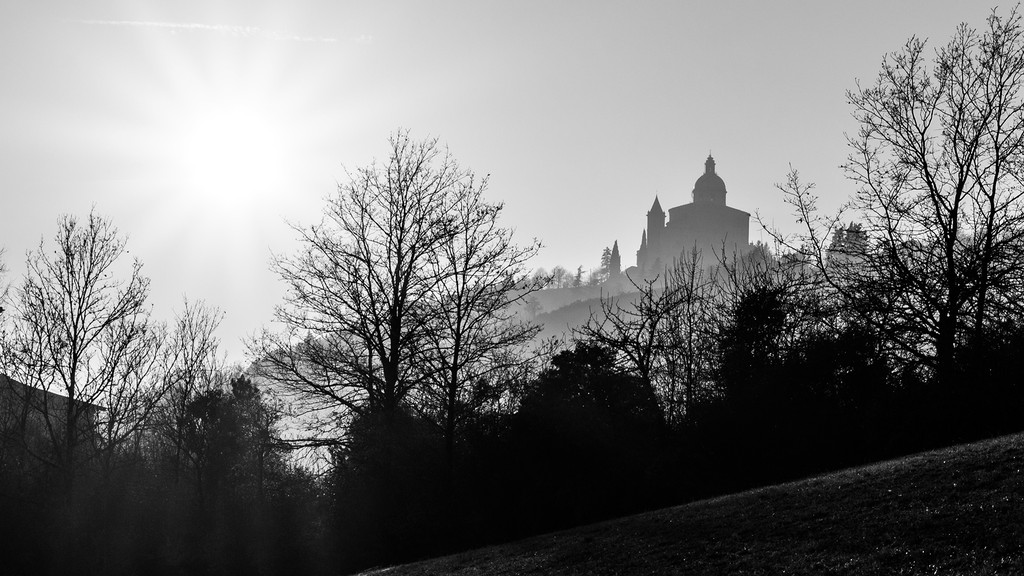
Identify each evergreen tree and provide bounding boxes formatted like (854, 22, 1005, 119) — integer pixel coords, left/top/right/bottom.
(610, 241, 621, 277)
(600, 247, 612, 275)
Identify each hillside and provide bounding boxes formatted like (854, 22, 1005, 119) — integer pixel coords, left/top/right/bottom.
(359, 432, 1024, 575)
(530, 289, 644, 342)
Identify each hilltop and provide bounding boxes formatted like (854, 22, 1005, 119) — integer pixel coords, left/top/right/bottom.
(359, 432, 1024, 575)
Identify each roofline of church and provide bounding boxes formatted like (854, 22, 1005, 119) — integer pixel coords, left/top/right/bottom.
(666, 201, 750, 217)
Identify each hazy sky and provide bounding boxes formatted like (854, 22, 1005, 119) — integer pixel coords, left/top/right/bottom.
(0, 1, 990, 362)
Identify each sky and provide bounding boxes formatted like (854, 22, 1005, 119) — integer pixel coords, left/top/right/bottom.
(0, 1, 993, 363)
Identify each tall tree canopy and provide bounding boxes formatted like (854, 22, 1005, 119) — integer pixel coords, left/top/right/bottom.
(781, 7, 1024, 387)
(0, 211, 163, 484)
(252, 131, 539, 445)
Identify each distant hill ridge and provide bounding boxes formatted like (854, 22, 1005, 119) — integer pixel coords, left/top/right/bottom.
(522, 276, 643, 341)
(358, 432, 1024, 575)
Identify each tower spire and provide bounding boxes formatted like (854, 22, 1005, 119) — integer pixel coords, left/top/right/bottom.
(651, 195, 663, 213)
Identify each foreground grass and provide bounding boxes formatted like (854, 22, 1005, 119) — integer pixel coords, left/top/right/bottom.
(360, 432, 1024, 575)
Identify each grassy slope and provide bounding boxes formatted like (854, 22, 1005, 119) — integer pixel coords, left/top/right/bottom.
(360, 432, 1024, 575)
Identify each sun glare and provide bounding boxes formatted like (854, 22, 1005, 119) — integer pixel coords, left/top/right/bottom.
(175, 99, 288, 209)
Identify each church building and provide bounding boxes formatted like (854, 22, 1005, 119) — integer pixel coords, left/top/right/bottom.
(635, 155, 751, 274)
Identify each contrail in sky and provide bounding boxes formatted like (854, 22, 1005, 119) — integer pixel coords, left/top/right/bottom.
(76, 19, 340, 43)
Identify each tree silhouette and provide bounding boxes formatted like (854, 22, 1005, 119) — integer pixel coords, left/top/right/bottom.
(778, 7, 1024, 389)
(609, 241, 621, 277)
(514, 343, 665, 526)
(0, 247, 7, 316)
(183, 375, 283, 503)
(416, 175, 541, 469)
(600, 247, 612, 280)
(153, 299, 225, 483)
(0, 211, 163, 490)
(252, 131, 538, 447)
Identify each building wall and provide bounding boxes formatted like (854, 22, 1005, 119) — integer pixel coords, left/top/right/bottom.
(665, 202, 750, 263)
(0, 374, 101, 469)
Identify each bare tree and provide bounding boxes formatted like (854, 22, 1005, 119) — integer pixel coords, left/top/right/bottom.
(711, 244, 818, 402)
(92, 316, 166, 474)
(777, 8, 1024, 388)
(577, 249, 720, 425)
(659, 249, 716, 425)
(417, 176, 542, 466)
(576, 274, 680, 405)
(153, 299, 224, 482)
(0, 247, 7, 318)
(0, 211, 162, 487)
(549, 265, 570, 289)
(252, 131, 524, 443)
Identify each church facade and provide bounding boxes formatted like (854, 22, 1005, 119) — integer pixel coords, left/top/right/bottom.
(635, 155, 751, 274)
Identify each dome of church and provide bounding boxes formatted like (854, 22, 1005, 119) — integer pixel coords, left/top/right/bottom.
(693, 155, 727, 204)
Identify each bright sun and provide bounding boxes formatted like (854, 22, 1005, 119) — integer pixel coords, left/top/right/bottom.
(141, 37, 326, 245)
(175, 98, 288, 210)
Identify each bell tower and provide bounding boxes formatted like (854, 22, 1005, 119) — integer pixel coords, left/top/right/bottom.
(646, 196, 666, 248)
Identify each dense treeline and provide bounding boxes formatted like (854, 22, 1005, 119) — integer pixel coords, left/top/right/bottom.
(5, 9, 1024, 574)
(0, 219, 326, 574)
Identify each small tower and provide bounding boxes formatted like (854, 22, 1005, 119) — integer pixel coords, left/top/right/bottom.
(637, 230, 648, 270)
(647, 196, 666, 248)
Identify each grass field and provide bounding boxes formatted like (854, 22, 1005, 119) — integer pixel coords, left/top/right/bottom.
(358, 432, 1024, 575)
